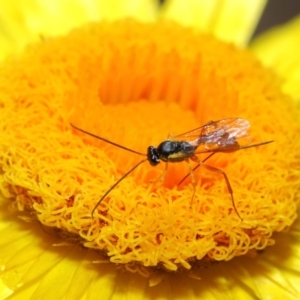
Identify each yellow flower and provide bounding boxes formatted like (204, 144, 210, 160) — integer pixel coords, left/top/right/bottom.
(1, 1, 300, 299)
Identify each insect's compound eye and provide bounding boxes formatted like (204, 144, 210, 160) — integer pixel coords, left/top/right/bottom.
(147, 146, 160, 166)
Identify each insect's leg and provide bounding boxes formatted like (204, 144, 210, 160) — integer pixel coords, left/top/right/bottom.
(151, 161, 168, 183)
(159, 161, 168, 182)
(178, 153, 216, 186)
(185, 159, 195, 184)
(184, 158, 197, 205)
(191, 156, 242, 220)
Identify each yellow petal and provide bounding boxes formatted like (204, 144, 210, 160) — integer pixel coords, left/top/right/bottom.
(0, 0, 158, 60)
(160, 0, 267, 46)
(0, 279, 13, 299)
(251, 15, 300, 100)
(91, 0, 159, 21)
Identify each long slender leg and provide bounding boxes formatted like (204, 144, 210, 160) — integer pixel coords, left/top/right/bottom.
(190, 156, 242, 220)
(159, 161, 168, 182)
(178, 152, 216, 186)
(150, 161, 168, 183)
(184, 158, 196, 205)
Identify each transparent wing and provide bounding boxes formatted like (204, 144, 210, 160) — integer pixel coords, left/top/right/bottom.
(173, 118, 252, 152)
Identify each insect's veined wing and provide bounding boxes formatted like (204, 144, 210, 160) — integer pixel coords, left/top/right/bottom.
(200, 118, 250, 141)
(198, 118, 252, 152)
(174, 118, 252, 152)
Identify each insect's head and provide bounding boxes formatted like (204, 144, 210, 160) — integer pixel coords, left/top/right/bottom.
(147, 146, 160, 166)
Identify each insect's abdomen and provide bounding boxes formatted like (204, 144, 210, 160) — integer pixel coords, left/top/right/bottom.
(157, 141, 195, 162)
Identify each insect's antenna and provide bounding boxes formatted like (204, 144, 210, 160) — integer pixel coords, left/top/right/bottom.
(240, 140, 274, 149)
(70, 123, 146, 156)
(178, 153, 216, 186)
(91, 158, 148, 218)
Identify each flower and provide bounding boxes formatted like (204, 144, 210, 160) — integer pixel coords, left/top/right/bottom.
(1, 1, 300, 299)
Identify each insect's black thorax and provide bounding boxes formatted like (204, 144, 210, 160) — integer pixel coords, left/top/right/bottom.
(149, 140, 196, 163)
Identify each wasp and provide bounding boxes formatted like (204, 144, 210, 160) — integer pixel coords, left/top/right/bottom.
(71, 118, 273, 219)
